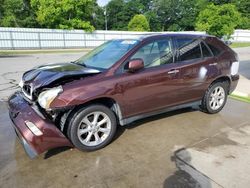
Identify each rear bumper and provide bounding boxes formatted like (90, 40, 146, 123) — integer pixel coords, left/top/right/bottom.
(8, 92, 72, 158)
(229, 74, 239, 93)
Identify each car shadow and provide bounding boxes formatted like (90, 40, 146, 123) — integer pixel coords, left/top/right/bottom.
(124, 107, 198, 130)
(112, 107, 198, 143)
(44, 107, 198, 159)
(44, 146, 72, 159)
(163, 148, 212, 188)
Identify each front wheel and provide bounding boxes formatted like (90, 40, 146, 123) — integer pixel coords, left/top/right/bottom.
(67, 105, 117, 151)
(200, 81, 228, 114)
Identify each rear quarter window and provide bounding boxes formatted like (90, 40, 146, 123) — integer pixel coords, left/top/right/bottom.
(201, 42, 213, 58)
(205, 37, 225, 56)
(175, 37, 202, 61)
(206, 43, 221, 56)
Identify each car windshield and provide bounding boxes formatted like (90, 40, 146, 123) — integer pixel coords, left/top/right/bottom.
(75, 39, 139, 69)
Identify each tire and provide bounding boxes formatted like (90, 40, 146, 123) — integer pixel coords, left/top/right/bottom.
(200, 81, 229, 114)
(67, 104, 117, 151)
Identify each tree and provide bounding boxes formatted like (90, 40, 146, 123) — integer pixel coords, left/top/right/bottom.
(232, 0, 250, 29)
(128, 14, 150, 31)
(196, 4, 242, 38)
(208, 0, 232, 5)
(106, 0, 126, 30)
(91, 3, 105, 30)
(156, 0, 205, 31)
(145, 11, 162, 31)
(0, 0, 38, 27)
(106, 0, 144, 30)
(30, 0, 95, 31)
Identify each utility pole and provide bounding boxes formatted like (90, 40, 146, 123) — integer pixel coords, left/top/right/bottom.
(104, 7, 108, 31)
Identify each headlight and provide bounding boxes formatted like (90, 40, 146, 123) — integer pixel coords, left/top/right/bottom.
(38, 86, 63, 109)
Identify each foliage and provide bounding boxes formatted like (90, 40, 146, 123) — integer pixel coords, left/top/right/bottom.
(145, 11, 162, 31)
(91, 3, 105, 30)
(128, 14, 150, 31)
(0, 0, 249, 32)
(230, 42, 250, 48)
(30, 0, 95, 31)
(106, 0, 127, 30)
(196, 3, 242, 38)
(106, 0, 144, 30)
(232, 0, 250, 29)
(156, 0, 206, 31)
(0, 0, 38, 27)
(207, 0, 231, 5)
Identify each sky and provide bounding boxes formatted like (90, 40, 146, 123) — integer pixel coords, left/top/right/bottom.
(97, 0, 111, 7)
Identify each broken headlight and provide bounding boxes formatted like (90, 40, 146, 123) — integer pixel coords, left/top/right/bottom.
(38, 86, 63, 109)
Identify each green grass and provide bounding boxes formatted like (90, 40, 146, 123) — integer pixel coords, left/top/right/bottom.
(229, 94, 250, 103)
(0, 48, 92, 56)
(230, 42, 250, 48)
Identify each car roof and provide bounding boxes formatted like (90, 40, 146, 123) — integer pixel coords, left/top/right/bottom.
(138, 33, 212, 41)
(110, 33, 214, 43)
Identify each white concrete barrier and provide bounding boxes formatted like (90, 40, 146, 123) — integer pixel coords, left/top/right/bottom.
(0, 27, 205, 50)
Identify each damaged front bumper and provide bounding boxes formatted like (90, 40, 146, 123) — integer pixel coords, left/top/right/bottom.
(8, 92, 73, 158)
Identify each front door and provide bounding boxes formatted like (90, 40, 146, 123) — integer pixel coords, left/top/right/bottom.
(115, 38, 183, 118)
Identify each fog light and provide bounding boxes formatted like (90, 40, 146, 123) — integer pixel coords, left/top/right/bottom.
(25, 121, 43, 136)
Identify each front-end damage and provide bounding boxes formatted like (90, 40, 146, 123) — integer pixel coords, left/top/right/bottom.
(8, 92, 73, 158)
(8, 62, 102, 158)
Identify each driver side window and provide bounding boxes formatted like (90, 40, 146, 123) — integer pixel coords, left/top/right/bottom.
(131, 39, 173, 68)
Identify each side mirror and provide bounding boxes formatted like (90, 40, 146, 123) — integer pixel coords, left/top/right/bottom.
(128, 59, 144, 72)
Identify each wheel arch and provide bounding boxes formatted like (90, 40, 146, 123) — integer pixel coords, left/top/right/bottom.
(76, 97, 123, 121)
(210, 75, 231, 94)
(60, 97, 123, 134)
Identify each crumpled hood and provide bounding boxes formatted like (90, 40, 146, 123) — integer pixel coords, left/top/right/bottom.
(22, 62, 101, 90)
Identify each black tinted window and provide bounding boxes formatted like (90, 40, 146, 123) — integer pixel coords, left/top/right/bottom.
(206, 43, 221, 56)
(201, 42, 212, 58)
(176, 38, 202, 61)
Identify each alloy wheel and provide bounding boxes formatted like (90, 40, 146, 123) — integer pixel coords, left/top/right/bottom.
(77, 111, 112, 146)
(209, 86, 225, 111)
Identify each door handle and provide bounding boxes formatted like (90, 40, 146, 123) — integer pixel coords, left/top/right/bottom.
(209, 63, 217, 66)
(168, 69, 179, 74)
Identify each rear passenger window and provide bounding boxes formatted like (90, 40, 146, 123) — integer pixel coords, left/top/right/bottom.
(201, 42, 212, 58)
(176, 38, 202, 61)
(206, 43, 221, 56)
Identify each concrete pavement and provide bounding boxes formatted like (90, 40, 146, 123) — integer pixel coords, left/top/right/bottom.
(176, 122, 250, 188)
(1, 98, 250, 188)
(232, 47, 250, 97)
(0, 52, 85, 101)
(233, 75, 250, 97)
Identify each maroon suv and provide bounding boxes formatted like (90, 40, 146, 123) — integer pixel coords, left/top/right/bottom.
(8, 34, 239, 158)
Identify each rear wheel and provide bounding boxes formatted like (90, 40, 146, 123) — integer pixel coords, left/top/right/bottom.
(67, 105, 117, 151)
(200, 81, 229, 114)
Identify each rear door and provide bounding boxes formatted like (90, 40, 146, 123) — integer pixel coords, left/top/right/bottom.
(173, 37, 215, 103)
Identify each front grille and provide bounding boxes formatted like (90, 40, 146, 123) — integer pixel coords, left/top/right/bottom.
(22, 84, 33, 100)
(23, 85, 31, 94)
